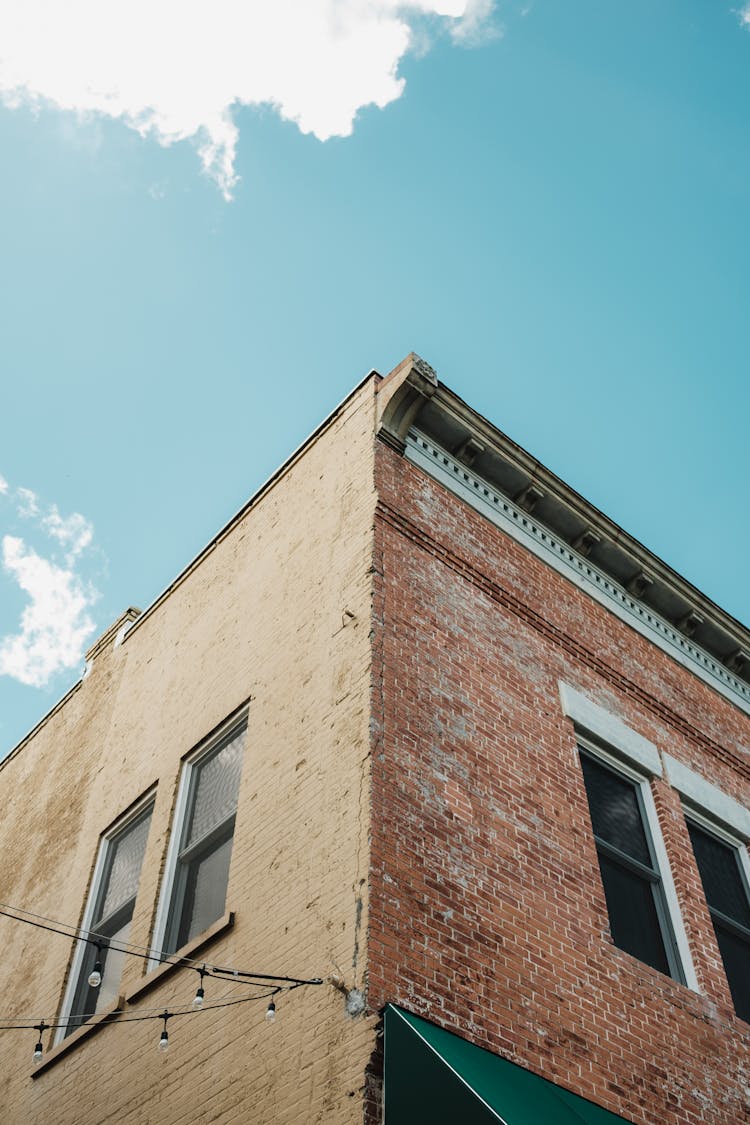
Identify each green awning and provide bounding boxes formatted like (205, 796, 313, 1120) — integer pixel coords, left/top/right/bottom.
(384, 1006, 634, 1124)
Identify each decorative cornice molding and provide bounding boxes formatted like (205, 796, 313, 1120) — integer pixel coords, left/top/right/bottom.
(377, 354, 438, 452)
(405, 431, 750, 717)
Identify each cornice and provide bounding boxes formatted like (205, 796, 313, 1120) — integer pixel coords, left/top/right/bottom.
(423, 385, 750, 657)
(404, 430, 750, 717)
(372, 352, 749, 707)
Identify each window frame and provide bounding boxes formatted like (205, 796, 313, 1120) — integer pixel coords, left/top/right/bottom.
(150, 710, 247, 967)
(55, 791, 155, 1046)
(662, 751, 750, 1013)
(578, 738, 687, 983)
(683, 806, 750, 1022)
(559, 682, 698, 990)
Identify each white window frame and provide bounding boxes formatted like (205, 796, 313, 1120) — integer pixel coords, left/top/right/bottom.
(664, 754, 750, 1016)
(683, 805, 750, 876)
(55, 789, 155, 1045)
(150, 709, 247, 968)
(559, 682, 698, 990)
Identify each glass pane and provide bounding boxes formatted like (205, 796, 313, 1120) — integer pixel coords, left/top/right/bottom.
(66, 915, 132, 1037)
(99, 811, 152, 921)
(714, 921, 750, 1024)
(580, 753, 651, 866)
(597, 851, 671, 976)
(687, 822, 750, 927)
(186, 726, 245, 847)
(180, 835, 234, 948)
(68, 943, 100, 1033)
(96, 921, 130, 1014)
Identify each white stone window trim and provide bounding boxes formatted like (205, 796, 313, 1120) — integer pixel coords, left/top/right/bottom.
(55, 788, 156, 1046)
(149, 708, 248, 969)
(663, 754, 750, 844)
(559, 682, 662, 776)
(559, 683, 699, 991)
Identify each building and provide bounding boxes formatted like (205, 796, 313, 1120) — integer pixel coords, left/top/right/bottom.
(0, 354, 748, 1124)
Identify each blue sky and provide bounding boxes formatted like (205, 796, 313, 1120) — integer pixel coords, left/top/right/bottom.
(1, 0, 749, 755)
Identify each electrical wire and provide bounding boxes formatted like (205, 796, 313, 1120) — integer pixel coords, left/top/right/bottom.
(0, 901, 262, 973)
(0, 903, 327, 1063)
(0, 985, 297, 1031)
(0, 983, 284, 1025)
(0, 901, 157, 955)
(0, 904, 323, 987)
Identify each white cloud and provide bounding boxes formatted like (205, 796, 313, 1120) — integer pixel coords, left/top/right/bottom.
(41, 506, 94, 559)
(0, 0, 494, 199)
(7, 482, 93, 559)
(740, 5, 750, 28)
(0, 480, 100, 687)
(0, 537, 97, 688)
(16, 487, 39, 518)
(450, 0, 501, 44)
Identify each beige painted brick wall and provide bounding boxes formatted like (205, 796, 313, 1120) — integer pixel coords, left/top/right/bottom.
(0, 376, 379, 1124)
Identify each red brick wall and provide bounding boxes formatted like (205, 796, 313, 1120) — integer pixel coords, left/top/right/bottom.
(368, 439, 750, 1125)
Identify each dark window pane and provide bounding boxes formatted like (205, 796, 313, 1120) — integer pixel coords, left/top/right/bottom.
(68, 943, 104, 1032)
(96, 921, 130, 1013)
(179, 834, 234, 948)
(597, 851, 671, 976)
(186, 728, 245, 847)
(99, 811, 152, 921)
(687, 823, 750, 928)
(67, 807, 152, 1038)
(67, 912, 132, 1036)
(714, 922, 750, 1024)
(580, 754, 651, 866)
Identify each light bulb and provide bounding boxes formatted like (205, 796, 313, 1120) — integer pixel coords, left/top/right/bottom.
(265, 1001, 276, 1022)
(88, 961, 103, 988)
(158, 1029, 169, 1053)
(192, 987, 205, 1009)
(33, 1042, 43, 1065)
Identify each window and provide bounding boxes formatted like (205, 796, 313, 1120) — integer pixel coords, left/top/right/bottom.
(579, 748, 685, 982)
(157, 717, 246, 957)
(60, 801, 153, 1039)
(560, 684, 696, 987)
(686, 816, 750, 1023)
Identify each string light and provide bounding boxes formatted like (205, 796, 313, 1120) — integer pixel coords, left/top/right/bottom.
(88, 945, 103, 989)
(0, 903, 322, 989)
(0, 899, 328, 1069)
(158, 1011, 170, 1053)
(0, 983, 299, 1029)
(32, 1022, 47, 1065)
(0, 985, 304, 1031)
(193, 966, 206, 1009)
(0, 983, 335, 1071)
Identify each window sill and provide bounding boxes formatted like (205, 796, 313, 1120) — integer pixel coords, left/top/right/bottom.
(127, 910, 235, 1004)
(32, 911, 234, 1078)
(32, 998, 123, 1077)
